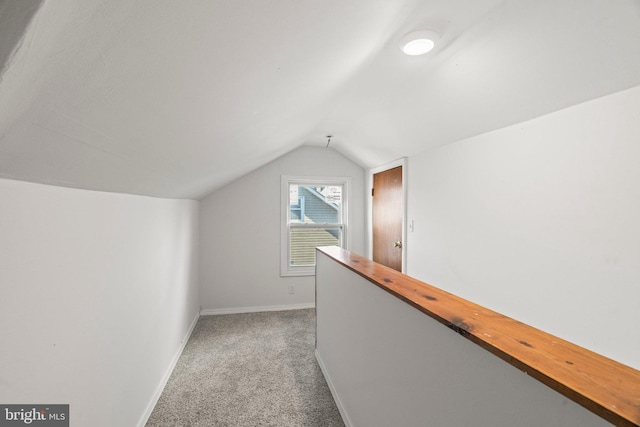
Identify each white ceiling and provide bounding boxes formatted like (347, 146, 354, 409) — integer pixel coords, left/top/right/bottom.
(1, 0, 639, 199)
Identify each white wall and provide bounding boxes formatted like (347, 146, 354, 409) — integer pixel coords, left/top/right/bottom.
(0, 179, 200, 427)
(406, 85, 640, 370)
(315, 251, 611, 427)
(199, 146, 365, 313)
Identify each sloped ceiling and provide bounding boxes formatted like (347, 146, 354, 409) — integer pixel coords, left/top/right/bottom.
(1, 0, 639, 199)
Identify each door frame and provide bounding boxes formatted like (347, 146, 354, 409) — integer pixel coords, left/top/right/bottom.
(367, 157, 407, 273)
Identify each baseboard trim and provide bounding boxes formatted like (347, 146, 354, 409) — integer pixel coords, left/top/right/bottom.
(200, 303, 315, 316)
(137, 310, 200, 427)
(315, 349, 353, 427)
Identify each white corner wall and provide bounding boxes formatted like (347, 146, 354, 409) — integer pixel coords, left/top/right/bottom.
(406, 85, 640, 369)
(0, 179, 200, 427)
(199, 146, 365, 313)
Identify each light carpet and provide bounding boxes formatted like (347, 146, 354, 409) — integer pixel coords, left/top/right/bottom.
(145, 309, 344, 427)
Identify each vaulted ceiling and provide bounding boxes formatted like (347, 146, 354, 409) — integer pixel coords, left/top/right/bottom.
(1, 0, 639, 199)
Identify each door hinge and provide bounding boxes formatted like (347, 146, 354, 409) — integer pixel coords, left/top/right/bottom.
(371, 188, 375, 197)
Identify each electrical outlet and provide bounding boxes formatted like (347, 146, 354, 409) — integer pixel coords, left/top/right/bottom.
(288, 284, 295, 294)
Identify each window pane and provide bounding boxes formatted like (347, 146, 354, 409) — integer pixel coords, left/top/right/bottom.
(290, 227, 342, 266)
(282, 176, 349, 277)
(289, 184, 342, 224)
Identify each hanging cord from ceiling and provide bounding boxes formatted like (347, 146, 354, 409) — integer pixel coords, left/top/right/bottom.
(326, 135, 332, 148)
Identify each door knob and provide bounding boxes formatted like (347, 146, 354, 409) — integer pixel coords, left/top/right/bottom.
(393, 241, 403, 248)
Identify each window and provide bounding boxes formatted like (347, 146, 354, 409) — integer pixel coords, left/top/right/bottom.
(281, 176, 349, 276)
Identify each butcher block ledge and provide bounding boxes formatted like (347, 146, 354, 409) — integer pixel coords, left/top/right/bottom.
(316, 246, 640, 427)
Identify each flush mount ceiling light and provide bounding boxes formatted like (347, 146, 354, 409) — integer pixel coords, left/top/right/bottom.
(400, 29, 439, 55)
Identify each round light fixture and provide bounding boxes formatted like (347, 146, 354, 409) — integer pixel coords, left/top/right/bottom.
(400, 29, 439, 56)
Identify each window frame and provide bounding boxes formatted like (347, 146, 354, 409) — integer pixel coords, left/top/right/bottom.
(280, 175, 350, 277)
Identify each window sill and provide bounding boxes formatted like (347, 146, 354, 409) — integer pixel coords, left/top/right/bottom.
(280, 268, 315, 277)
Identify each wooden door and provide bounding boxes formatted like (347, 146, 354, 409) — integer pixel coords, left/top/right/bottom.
(373, 166, 403, 271)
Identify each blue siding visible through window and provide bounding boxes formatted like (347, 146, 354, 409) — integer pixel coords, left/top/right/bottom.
(295, 187, 338, 224)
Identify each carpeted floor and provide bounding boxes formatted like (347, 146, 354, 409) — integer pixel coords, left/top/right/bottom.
(145, 309, 345, 427)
